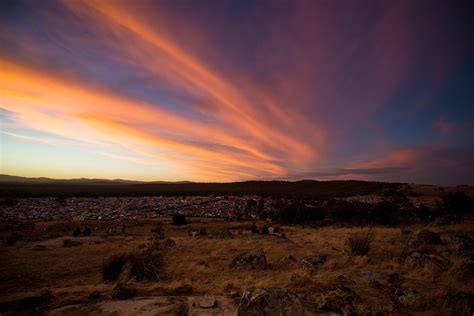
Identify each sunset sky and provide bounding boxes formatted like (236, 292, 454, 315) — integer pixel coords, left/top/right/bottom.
(1, 0, 473, 184)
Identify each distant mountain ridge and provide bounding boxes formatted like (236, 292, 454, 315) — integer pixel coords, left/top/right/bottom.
(0, 174, 192, 185)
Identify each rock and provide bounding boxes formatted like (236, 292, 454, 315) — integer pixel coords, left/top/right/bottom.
(300, 255, 328, 271)
(238, 288, 305, 316)
(111, 283, 136, 299)
(290, 274, 311, 286)
(413, 230, 442, 245)
(454, 234, 474, 255)
(303, 286, 358, 313)
(405, 252, 451, 271)
(442, 292, 474, 314)
(172, 284, 193, 295)
(199, 294, 216, 308)
(88, 291, 103, 300)
(31, 244, 48, 251)
(286, 255, 298, 264)
(63, 239, 82, 247)
(393, 287, 420, 305)
(230, 248, 267, 270)
(369, 279, 385, 289)
(388, 272, 402, 284)
(163, 239, 176, 248)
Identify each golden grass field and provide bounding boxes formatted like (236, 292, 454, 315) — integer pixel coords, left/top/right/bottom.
(1, 214, 473, 315)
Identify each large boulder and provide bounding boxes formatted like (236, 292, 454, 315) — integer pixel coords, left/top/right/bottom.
(238, 288, 305, 316)
(230, 248, 267, 270)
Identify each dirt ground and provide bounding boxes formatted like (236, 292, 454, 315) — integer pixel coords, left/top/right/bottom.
(0, 216, 473, 315)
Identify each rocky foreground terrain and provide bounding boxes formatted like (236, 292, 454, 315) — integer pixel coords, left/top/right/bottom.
(0, 215, 473, 315)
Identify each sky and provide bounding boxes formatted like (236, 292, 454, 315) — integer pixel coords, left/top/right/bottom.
(0, 0, 473, 185)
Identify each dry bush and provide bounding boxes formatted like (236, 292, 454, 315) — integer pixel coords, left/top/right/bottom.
(129, 244, 164, 281)
(102, 254, 128, 282)
(346, 231, 374, 256)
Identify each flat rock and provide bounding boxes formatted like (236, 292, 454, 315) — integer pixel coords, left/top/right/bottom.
(238, 288, 305, 316)
(199, 295, 216, 308)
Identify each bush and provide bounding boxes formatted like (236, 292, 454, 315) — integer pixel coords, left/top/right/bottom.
(72, 228, 80, 237)
(102, 254, 128, 281)
(172, 214, 186, 226)
(5, 232, 18, 246)
(440, 191, 474, 215)
(346, 231, 374, 256)
(129, 245, 164, 281)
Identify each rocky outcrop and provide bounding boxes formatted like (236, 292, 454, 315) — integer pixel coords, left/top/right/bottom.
(238, 288, 305, 316)
(230, 248, 267, 270)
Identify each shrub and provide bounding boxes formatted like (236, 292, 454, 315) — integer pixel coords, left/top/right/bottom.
(5, 232, 18, 246)
(102, 254, 128, 281)
(172, 214, 186, 226)
(129, 244, 164, 281)
(346, 231, 374, 256)
(440, 191, 474, 215)
(72, 228, 80, 237)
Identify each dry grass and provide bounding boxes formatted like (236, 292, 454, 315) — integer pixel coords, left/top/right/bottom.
(346, 230, 374, 256)
(0, 217, 473, 314)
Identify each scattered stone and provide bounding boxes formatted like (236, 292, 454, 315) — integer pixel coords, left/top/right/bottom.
(405, 252, 451, 271)
(111, 283, 136, 299)
(199, 294, 216, 308)
(230, 248, 267, 270)
(300, 255, 328, 271)
(238, 288, 305, 316)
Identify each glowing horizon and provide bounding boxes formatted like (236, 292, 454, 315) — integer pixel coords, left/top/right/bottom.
(1, 0, 473, 185)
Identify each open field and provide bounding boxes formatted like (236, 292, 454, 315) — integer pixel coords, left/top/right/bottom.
(1, 215, 473, 315)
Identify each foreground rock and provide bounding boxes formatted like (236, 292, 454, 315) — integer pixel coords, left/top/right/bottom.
(47, 297, 188, 316)
(230, 248, 267, 270)
(405, 252, 451, 271)
(238, 288, 305, 316)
